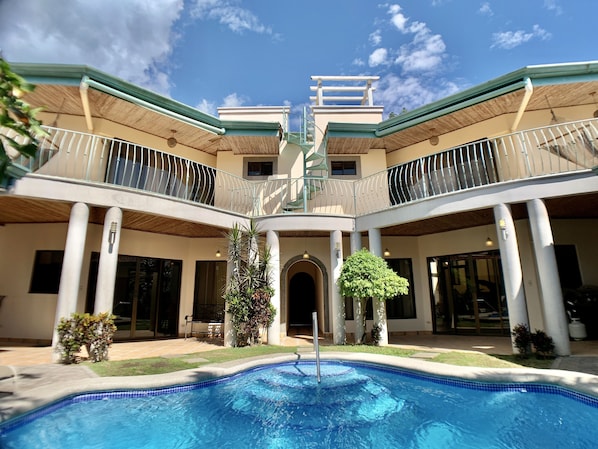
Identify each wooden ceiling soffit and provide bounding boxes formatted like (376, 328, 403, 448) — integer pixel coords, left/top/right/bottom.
(327, 136, 380, 154)
(221, 135, 281, 155)
(382, 90, 526, 153)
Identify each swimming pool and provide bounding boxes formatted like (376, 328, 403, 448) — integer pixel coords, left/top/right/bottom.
(2, 359, 598, 448)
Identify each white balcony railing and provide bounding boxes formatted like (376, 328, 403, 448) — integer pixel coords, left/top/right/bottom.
(4, 119, 598, 218)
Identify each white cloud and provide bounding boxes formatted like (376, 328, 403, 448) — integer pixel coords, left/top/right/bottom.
(387, 6, 447, 73)
(222, 92, 248, 107)
(352, 58, 366, 67)
(543, 0, 563, 15)
(0, 0, 183, 96)
(190, 0, 272, 34)
(369, 30, 383, 46)
(479, 2, 493, 16)
(375, 73, 462, 115)
(369, 48, 389, 67)
(491, 24, 551, 49)
(388, 5, 409, 32)
(196, 99, 217, 116)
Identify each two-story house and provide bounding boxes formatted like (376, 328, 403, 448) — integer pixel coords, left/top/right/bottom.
(1, 61, 597, 355)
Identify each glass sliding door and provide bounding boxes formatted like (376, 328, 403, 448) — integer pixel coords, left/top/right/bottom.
(428, 251, 508, 335)
(87, 253, 182, 340)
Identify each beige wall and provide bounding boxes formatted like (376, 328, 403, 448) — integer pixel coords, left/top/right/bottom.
(0, 222, 227, 341)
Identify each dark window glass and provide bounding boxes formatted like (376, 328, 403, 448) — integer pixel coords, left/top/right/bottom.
(30, 250, 64, 294)
(247, 161, 273, 177)
(331, 160, 357, 176)
(193, 261, 227, 321)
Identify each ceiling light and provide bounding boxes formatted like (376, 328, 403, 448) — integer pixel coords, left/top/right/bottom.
(383, 248, 391, 257)
(167, 129, 177, 148)
(303, 250, 310, 259)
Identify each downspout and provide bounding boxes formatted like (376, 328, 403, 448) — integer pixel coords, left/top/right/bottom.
(81, 76, 226, 135)
(79, 80, 94, 132)
(510, 77, 533, 132)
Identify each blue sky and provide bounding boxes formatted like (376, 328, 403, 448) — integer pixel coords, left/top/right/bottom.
(0, 0, 596, 119)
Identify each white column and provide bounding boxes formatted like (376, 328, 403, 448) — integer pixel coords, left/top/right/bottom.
(494, 203, 529, 353)
(369, 228, 388, 346)
(224, 240, 235, 347)
(52, 202, 89, 358)
(94, 207, 122, 314)
(527, 199, 570, 356)
(350, 231, 366, 343)
(330, 230, 345, 344)
(267, 230, 281, 345)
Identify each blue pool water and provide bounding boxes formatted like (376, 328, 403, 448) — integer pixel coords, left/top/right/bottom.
(2, 361, 598, 448)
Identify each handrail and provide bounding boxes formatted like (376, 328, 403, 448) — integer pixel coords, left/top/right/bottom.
(3, 118, 597, 218)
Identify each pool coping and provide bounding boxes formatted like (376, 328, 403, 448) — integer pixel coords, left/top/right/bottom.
(2, 351, 598, 423)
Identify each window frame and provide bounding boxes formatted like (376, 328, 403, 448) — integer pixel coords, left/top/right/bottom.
(244, 157, 277, 180)
(329, 157, 360, 179)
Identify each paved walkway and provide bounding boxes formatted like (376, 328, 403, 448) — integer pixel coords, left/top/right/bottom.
(2, 334, 598, 419)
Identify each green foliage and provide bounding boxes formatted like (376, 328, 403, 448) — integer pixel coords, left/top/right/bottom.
(225, 221, 276, 346)
(0, 57, 47, 184)
(338, 249, 409, 300)
(511, 323, 532, 358)
(531, 329, 555, 359)
(56, 312, 117, 364)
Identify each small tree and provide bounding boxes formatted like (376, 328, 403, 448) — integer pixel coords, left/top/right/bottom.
(225, 221, 276, 346)
(0, 56, 46, 185)
(338, 249, 409, 345)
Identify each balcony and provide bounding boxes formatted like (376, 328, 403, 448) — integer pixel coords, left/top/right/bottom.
(5, 119, 598, 218)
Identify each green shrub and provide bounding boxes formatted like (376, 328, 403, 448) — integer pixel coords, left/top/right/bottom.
(511, 323, 532, 358)
(531, 329, 555, 359)
(56, 312, 116, 364)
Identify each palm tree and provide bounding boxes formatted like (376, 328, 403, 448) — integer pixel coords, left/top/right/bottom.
(224, 220, 276, 346)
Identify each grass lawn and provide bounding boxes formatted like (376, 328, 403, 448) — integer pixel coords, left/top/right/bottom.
(86, 344, 554, 377)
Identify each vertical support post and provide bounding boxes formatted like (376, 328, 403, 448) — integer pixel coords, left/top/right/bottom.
(494, 203, 529, 353)
(267, 230, 281, 345)
(527, 198, 570, 356)
(94, 207, 122, 314)
(52, 202, 89, 360)
(350, 231, 366, 344)
(369, 228, 389, 346)
(313, 311, 321, 383)
(330, 230, 345, 344)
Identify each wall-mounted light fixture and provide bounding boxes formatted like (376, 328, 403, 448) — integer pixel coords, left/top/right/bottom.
(335, 242, 341, 258)
(303, 250, 310, 259)
(499, 218, 508, 241)
(108, 221, 117, 245)
(215, 250, 221, 258)
(485, 236, 494, 247)
(383, 248, 391, 257)
(167, 129, 178, 148)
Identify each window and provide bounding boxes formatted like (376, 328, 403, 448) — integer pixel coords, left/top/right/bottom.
(193, 261, 227, 321)
(329, 158, 360, 178)
(30, 250, 64, 294)
(344, 258, 416, 320)
(331, 160, 357, 176)
(244, 158, 276, 179)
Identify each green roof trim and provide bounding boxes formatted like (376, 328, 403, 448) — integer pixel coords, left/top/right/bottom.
(9, 62, 281, 137)
(376, 60, 598, 136)
(326, 60, 598, 139)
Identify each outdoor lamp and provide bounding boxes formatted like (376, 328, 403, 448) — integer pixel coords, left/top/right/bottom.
(499, 218, 508, 240)
(215, 250, 221, 258)
(335, 242, 341, 258)
(108, 221, 117, 245)
(303, 250, 310, 259)
(485, 237, 494, 247)
(383, 248, 391, 257)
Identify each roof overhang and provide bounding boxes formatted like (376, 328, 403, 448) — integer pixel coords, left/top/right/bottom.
(10, 63, 282, 156)
(325, 60, 598, 154)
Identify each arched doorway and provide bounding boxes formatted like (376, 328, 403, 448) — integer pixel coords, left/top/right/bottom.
(280, 255, 329, 338)
(288, 272, 316, 327)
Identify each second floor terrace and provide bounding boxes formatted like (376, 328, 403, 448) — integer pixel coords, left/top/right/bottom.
(4, 118, 598, 219)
